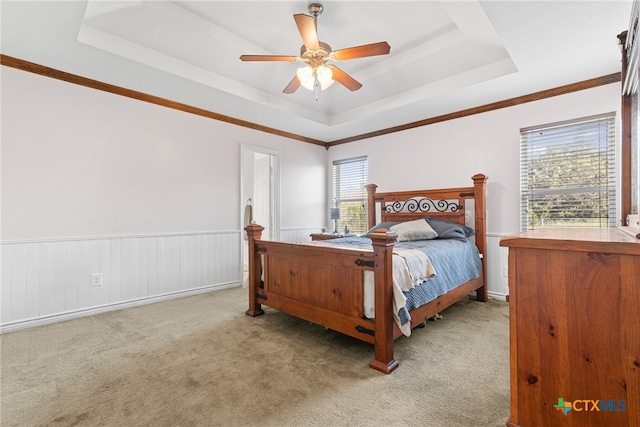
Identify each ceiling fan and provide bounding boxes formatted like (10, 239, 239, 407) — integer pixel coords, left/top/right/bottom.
(239, 3, 390, 96)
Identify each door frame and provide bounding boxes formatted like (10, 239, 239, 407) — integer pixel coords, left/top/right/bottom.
(240, 144, 280, 284)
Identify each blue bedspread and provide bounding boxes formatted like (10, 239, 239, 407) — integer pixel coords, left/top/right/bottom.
(322, 235, 482, 325)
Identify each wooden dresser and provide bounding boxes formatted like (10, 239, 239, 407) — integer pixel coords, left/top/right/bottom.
(500, 228, 640, 427)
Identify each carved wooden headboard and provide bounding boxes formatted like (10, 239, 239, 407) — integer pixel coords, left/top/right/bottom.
(365, 173, 488, 267)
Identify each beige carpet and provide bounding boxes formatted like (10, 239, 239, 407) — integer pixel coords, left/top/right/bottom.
(1, 286, 510, 427)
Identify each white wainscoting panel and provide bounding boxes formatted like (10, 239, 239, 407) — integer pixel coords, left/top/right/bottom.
(279, 227, 320, 243)
(485, 234, 509, 300)
(1, 231, 240, 332)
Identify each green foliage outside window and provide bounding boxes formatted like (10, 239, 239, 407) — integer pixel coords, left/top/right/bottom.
(521, 113, 616, 230)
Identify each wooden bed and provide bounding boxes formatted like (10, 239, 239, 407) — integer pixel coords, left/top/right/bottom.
(245, 174, 488, 374)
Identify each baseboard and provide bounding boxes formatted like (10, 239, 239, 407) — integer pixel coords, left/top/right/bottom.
(470, 290, 508, 302)
(0, 282, 241, 334)
(487, 291, 507, 302)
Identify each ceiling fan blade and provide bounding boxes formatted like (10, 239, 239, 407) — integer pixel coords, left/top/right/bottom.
(332, 41, 391, 61)
(294, 14, 319, 50)
(283, 75, 301, 94)
(329, 65, 362, 91)
(240, 55, 298, 62)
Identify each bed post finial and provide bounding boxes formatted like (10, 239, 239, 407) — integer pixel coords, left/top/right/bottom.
(365, 184, 378, 230)
(472, 173, 488, 185)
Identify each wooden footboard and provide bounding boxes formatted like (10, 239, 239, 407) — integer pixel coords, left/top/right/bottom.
(245, 224, 400, 373)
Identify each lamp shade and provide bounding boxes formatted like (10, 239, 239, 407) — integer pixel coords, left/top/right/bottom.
(296, 66, 315, 90)
(297, 65, 335, 91)
(330, 208, 340, 220)
(316, 65, 334, 90)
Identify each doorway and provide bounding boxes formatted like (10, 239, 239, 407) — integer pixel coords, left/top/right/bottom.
(240, 145, 280, 286)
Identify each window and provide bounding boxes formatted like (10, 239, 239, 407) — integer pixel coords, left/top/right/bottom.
(520, 113, 616, 230)
(332, 156, 367, 235)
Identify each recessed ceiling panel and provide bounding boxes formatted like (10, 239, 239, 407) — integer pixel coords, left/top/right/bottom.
(0, 1, 597, 141)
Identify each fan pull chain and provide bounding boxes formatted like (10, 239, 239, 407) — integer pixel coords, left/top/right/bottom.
(314, 74, 319, 101)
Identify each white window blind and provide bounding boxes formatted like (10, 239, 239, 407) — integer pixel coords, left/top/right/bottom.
(332, 156, 368, 234)
(520, 113, 616, 230)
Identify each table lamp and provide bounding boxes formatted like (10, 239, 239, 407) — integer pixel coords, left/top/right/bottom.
(330, 208, 340, 235)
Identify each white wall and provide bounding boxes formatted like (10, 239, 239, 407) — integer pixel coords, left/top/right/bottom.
(327, 83, 622, 298)
(1, 66, 326, 330)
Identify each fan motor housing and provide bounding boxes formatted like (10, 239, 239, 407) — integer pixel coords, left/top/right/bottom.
(300, 41, 332, 66)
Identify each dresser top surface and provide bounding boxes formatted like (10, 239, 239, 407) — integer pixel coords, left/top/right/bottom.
(500, 227, 640, 255)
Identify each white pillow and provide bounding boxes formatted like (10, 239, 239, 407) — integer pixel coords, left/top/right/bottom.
(390, 219, 438, 242)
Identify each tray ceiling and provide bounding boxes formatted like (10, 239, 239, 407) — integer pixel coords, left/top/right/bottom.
(1, 1, 632, 142)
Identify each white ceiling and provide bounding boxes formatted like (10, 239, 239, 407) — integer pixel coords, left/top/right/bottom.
(0, 1, 633, 143)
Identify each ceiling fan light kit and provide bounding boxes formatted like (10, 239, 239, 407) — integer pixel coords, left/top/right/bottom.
(297, 65, 334, 91)
(239, 2, 390, 99)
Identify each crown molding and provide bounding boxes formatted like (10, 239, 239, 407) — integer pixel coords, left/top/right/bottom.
(1, 54, 620, 150)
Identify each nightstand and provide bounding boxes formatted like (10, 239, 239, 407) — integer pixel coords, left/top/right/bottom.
(310, 233, 343, 241)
